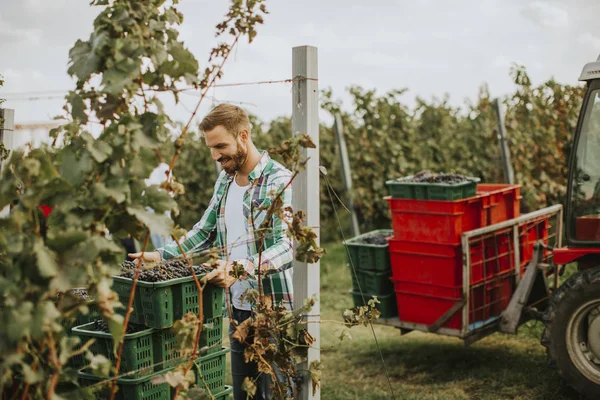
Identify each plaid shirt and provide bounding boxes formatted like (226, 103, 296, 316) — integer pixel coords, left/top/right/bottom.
(157, 151, 294, 308)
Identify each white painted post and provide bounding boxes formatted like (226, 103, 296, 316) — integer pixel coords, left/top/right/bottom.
(0, 108, 15, 218)
(291, 45, 320, 400)
(333, 114, 360, 238)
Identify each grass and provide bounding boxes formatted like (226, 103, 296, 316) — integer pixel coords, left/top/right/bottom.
(223, 241, 582, 399)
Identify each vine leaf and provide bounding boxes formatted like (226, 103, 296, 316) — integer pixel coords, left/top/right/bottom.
(242, 377, 257, 398)
(33, 240, 58, 278)
(126, 207, 173, 236)
(107, 314, 125, 356)
(309, 360, 322, 396)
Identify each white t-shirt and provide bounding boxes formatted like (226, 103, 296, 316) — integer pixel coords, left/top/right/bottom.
(225, 177, 253, 310)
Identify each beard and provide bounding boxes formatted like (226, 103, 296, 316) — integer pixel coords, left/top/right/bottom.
(220, 142, 247, 175)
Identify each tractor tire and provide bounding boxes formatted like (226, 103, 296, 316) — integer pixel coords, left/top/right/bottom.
(542, 266, 600, 399)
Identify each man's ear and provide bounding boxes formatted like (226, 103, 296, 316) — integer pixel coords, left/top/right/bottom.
(239, 129, 249, 142)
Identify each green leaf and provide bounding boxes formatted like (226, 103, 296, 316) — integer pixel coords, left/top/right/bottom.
(131, 128, 159, 150)
(126, 207, 173, 237)
(101, 57, 141, 95)
(68, 91, 89, 124)
(21, 363, 43, 384)
(82, 133, 112, 163)
(143, 185, 176, 214)
(164, 42, 199, 84)
(28, 301, 62, 340)
(67, 31, 109, 81)
(58, 335, 81, 366)
(107, 314, 125, 356)
(87, 353, 112, 378)
(33, 239, 58, 278)
(6, 302, 33, 342)
(46, 228, 90, 252)
(58, 148, 94, 187)
(92, 182, 127, 204)
(148, 40, 168, 68)
(164, 369, 195, 391)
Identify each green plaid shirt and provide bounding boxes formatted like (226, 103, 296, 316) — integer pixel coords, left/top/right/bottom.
(157, 151, 294, 308)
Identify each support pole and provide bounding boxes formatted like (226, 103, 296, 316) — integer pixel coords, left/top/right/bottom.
(291, 45, 320, 400)
(493, 98, 515, 184)
(333, 114, 360, 238)
(0, 108, 15, 218)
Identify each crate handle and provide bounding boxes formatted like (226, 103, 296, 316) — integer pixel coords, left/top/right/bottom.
(426, 298, 466, 333)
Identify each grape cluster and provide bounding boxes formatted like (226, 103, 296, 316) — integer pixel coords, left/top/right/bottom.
(359, 233, 390, 246)
(69, 288, 89, 300)
(119, 259, 209, 282)
(94, 319, 147, 334)
(397, 170, 477, 184)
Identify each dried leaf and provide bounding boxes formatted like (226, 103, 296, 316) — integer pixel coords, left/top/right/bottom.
(309, 360, 322, 395)
(231, 317, 253, 344)
(242, 377, 257, 398)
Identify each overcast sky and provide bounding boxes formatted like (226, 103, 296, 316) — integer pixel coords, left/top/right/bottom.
(1, 0, 599, 127)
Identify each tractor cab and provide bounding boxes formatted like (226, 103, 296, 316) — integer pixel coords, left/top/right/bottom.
(554, 56, 600, 265)
(543, 53, 600, 399)
(567, 59, 600, 244)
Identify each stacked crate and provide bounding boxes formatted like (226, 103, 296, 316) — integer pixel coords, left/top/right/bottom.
(345, 229, 398, 318)
(384, 178, 523, 330)
(71, 275, 231, 400)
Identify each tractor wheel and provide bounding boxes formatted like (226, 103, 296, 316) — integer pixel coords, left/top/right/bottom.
(542, 266, 600, 399)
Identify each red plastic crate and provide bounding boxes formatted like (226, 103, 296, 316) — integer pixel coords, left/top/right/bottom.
(388, 237, 515, 286)
(393, 273, 514, 330)
(386, 183, 521, 244)
(477, 184, 521, 224)
(519, 218, 550, 266)
(386, 196, 487, 244)
(470, 273, 515, 322)
(480, 233, 516, 279)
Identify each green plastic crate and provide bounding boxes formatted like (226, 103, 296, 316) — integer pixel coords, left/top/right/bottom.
(348, 264, 361, 291)
(76, 303, 101, 326)
(348, 266, 394, 294)
(344, 230, 393, 272)
(78, 369, 171, 400)
(211, 385, 233, 400)
(153, 316, 224, 370)
(386, 177, 481, 200)
(350, 290, 398, 319)
(113, 276, 225, 329)
(77, 349, 230, 400)
(61, 300, 101, 334)
(191, 347, 229, 395)
(362, 270, 394, 295)
(72, 321, 155, 379)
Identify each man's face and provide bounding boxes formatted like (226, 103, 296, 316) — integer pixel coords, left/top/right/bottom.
(204, 125, 248, 175)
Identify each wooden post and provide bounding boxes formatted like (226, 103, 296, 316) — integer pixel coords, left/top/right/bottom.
(493, 98, 515, 184)
(291, 45, 320, 400)
(333, 114, 360, 238)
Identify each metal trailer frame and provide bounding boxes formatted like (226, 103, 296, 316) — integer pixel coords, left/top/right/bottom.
(375, 204, 563, 345)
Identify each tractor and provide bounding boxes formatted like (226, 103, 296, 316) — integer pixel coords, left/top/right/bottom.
(536, 52, 600, 398)
(372, 53, 600, 399)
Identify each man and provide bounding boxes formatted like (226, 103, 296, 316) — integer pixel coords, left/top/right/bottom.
(128, 104, 294, 400)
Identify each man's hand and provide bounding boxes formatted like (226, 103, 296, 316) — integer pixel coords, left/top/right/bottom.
(128, 250, 161, 266)
(203, 259, 241, 288)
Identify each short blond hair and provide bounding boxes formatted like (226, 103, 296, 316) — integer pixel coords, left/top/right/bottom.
(199, 104, 250, 138)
